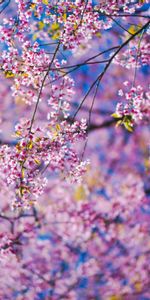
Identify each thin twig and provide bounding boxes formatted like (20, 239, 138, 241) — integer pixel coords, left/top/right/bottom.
(73, 20, 150, 119)
(29, 42, 60, 133)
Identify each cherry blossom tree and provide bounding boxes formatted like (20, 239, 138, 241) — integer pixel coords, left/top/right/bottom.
(0, 1, 149, 299)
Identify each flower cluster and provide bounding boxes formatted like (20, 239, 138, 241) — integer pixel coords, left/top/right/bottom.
(0, 0, 149, 298)
(57, 1, 103, 51)
(113, 84, 149, 130)
(0, 116, 88, 209)
(96, 0, 148, 14)
(11, 41, 52, 105)
(114, 40, 150, 69)
(47, 59, 75, 119)
(0, 163, 149, 299)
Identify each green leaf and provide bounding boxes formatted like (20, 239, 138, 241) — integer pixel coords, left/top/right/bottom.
(51, 23, 60, 31)
(111, 113, 122, 119)
(38, 21, 45, 30)
(4, 70, 15, 78)
(122, 116, 134, 132)
(123, 121, 133, 132)
(42, 0, 49, 4)
(74, 185, 86, 201)
(116, 120, 122, 127)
